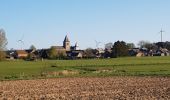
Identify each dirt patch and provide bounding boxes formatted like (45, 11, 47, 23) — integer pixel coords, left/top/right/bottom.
(94, 69, 112, 73)
(0, 77, 170, 99)
(47, 70, 79, 76)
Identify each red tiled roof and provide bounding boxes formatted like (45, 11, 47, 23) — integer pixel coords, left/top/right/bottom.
(16, 50, 28, 54)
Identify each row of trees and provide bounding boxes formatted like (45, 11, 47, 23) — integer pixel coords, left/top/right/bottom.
(137, 40, 170, 51)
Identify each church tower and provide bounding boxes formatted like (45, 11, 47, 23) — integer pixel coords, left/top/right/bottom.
(74, 42, 79, 50)
(63, 35, 70, 51)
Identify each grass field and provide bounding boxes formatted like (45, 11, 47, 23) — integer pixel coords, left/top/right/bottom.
(0, 56, 170, 80)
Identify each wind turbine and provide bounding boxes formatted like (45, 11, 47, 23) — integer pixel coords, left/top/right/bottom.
(159, 29, 165, 42)
(95, 40, 101, 49)
(17, 34, 24, 50)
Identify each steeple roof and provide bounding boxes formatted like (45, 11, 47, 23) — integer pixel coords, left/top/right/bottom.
(64, 35, 70, 42)
(75, 42, 78, 47)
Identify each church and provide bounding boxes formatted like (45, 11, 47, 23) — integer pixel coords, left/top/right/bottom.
(51, 35, 79, 52)
(6, 35, 83, 59)
(50, 35, 83, 59)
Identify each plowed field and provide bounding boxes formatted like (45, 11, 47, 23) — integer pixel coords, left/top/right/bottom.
(0, 77, 170, 99)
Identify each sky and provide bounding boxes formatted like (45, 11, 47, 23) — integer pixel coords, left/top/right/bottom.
(0, 0, 170, 50)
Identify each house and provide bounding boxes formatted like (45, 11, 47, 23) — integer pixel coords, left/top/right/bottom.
(6, 50, 15, 60)
(156, 48, 169, 56)
(136, 48, 150, 57)
(95, 48, 105, 58)
(15, 50, 28, 59)
(128, 48, 139, 56)
(136, 52, 145, 57)
(68, 50, 83, 59)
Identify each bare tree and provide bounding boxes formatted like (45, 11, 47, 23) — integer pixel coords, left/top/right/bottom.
(127, 43, 135, 49)
(0, 29, 8, 60)
(138, 40, 150, 48)
(138, 40, 156, 50)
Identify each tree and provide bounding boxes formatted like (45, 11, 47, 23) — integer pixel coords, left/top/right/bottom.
(27, 53, 36, 60)
(138, 40, 145, 48)
(0, 51, 6, 60)
(112, 41, 129, 57)
(156, 41, 170, 50)
(0, 29, 8, 60)
(164, 41, 170, 50)
(48, 46, 57, 59)
(30, 45, 36, 50)
(84, 48, 95, 58)
(127, 43, 135, 49)
(137, 40, 151, 49)
(48, 46, 67, 59)
(56, 50, 67, 59)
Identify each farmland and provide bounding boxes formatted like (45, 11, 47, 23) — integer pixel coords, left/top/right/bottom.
(0, 77, 170, 99)
(0, 56, 170, 80)
(0, 57, 170, 99)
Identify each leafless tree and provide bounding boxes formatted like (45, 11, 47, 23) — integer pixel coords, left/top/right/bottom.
(0, 29, 8, 60)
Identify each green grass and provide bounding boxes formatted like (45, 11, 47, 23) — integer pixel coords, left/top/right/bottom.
(0, 56, 170, 80)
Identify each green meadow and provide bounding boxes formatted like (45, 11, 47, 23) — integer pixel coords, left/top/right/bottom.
(0, 56, 170, 80)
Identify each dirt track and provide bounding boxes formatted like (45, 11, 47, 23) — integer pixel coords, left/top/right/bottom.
(0, 77, 170, 100)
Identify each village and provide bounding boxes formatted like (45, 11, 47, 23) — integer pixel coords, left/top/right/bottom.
(1, 0, 170, 99)
(5, 35, 170, 61)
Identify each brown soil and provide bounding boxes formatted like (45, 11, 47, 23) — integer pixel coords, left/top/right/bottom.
(0, 77, 170, 100)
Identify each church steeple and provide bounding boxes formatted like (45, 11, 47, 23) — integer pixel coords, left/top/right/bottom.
(63, 35, 70, 51)
(64, 35, 70, 42)
(74, 42, 79, 50)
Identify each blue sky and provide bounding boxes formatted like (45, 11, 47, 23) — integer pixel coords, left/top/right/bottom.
(0, 0, 170, 49)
